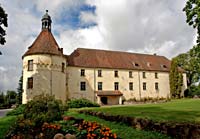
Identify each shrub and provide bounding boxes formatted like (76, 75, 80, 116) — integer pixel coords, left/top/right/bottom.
(67, 99, 100, 108)
(6, 104, 26, 116)
(23, 94, 66, 126)
(185, 85, 200, 97)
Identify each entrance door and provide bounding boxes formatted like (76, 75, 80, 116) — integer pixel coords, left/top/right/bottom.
(101, 97, 108, 105)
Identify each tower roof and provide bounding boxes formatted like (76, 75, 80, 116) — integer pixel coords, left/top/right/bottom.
(23, 30, 63, 58)
(23, 11, 63, 58)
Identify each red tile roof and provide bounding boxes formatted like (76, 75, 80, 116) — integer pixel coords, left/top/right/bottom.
(23, 29, 63, 58)
(96, 91, 123, 96)
(68, 48, 171, 72)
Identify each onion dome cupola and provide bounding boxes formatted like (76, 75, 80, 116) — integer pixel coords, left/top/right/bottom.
(22, 10, 63, 58)
(41, 10, 52, 31)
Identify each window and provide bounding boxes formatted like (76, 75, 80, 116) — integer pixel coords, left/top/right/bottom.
(62, 63, 65, 72)
(80, 82, 86, 91)
(114, 70, 118, 77)
(143, 82, 146, 90)
(98, 70, 102, 77)
(98, 82, 103, 90)
(142, 72, 146, 78)
(80, 69, 85, 76)
(155, 82, 159, 90)
(114, 82, 119, 90)
(27, 77, 33, 89)
(155, 72, 158, 79)
(129, 82, 133, 90)
(129, 71, 133, 78)
(28, 60, 33, 71)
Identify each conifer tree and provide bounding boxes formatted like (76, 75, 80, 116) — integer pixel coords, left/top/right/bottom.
(169, 59, 183, 98)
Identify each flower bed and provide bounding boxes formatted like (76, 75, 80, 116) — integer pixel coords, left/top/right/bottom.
(6, 116, 120, 139)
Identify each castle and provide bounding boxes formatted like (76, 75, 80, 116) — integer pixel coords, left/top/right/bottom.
(22, 11, 187, 105)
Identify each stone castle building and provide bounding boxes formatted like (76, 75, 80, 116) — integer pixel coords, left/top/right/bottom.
(22, 11, 187, 105)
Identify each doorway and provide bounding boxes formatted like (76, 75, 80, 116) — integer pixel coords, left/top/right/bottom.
(101, 97, 108, 105)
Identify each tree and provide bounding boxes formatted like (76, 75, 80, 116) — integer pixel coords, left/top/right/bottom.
(0, 5, 8, 45)
(174, 45, 200, 86)
(5, 90, 17, 106)
(169, 59, 183, 98)
(183, 1, 200, 45)
(17, 75, 23, 104)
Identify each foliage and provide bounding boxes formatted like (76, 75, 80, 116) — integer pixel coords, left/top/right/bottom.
(5, 94, 68, 138)
(0, 116, 16, 138)
(66, 111, 171, 139)
(0, 5, 8, 46)
(67, 98, 100, 108)
(6, 104, 26, 116)
(0, 90, 17, 108)
(185, 84, 200, 97)
(17, 75, 23, 104)
(23, 94, 65, 127)
(169, 59, 183, 98)
(183, 0, 200, 45)
(174, 45, 200, 86)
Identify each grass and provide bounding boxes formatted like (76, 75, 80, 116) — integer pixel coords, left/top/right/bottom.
(66, 110, 171, 139)
(0, 116, 17, 138)
(81, 99, 200, 123)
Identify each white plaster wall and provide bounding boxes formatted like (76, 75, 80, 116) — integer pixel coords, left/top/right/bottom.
(22, 54, 67, 104)
(67, 67, 174, 103)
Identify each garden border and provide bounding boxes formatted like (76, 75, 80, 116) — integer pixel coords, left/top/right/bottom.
(79, 110, 200, 139)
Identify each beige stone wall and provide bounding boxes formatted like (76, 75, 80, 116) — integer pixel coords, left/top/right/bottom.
(22, 54, 67, 104)
(67, 67, 186, 103)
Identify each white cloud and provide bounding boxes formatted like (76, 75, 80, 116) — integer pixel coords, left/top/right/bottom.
(0, 0, 196, 92)
(79, 11, 96, 25)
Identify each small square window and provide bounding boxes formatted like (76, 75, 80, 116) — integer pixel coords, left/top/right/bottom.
(62, 63, 65, 72)
(81, 69, 85, 76)
(114, 82, 119, 90)
(155, 82, 159, 90)
(155, 72, 158, 79)
(143, 82, 146, 90)
(80, 82, 86, 91)
(27, 77, 33, 89)
(98, 70, 102, 77)
(28, 60, 33, 71)
(98, 82, 103, 90)
(129, 71, 133, 78)
(142, 72, 146, 78)
(114, 71, 118, 77)
(129, 82, 133, 90)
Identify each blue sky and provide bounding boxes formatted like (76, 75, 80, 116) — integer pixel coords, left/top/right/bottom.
(0, 0, 195, 92)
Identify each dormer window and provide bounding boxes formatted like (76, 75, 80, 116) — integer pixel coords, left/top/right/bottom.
(132, 62, 139, 67)
(161, 64, 167, 68)
(147, 62, 151, 67)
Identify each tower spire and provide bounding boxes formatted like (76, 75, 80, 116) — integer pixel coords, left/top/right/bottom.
(41, 10, 52, 31)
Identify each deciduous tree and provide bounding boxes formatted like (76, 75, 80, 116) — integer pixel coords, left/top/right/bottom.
(0, 5, 8, 45)
(183, 0, 200, 45)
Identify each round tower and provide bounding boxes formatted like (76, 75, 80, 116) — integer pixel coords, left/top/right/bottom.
(22, 10, 67, 104)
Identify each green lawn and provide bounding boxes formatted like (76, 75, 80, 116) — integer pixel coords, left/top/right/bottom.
(0, 116, 17, 138)
(66, 111, 171, 139)
(82, 99, 200, 123)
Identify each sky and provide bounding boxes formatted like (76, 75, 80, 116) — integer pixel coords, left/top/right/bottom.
(0, 0, 196, 92)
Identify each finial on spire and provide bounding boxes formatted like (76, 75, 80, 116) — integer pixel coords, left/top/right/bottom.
(41, 10, 52, 31)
